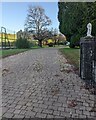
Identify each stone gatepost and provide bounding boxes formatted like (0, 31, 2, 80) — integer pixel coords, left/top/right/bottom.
(80, 23, 96, 85)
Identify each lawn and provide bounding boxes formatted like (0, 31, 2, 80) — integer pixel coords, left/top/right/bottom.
(0, 49, 30, 58)
(59, 47, 80, 69)
(0, 45, 42, 58)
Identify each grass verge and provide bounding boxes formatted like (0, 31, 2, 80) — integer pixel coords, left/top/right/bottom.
(0, 45, 42, 58)
(0, 49, 30, 58)
(59, 48, 80, 70)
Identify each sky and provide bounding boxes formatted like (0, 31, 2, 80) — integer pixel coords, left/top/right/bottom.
(1, 2, 59, 33)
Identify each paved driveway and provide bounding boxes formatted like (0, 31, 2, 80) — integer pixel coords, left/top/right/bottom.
(1, 48, 95, 118)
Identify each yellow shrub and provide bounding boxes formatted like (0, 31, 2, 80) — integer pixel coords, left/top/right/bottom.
(47, 39, 53, 44)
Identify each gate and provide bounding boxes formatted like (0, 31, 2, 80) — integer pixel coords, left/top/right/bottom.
(0, 27, 16, 49)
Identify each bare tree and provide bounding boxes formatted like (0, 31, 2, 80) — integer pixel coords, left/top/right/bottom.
(25, 6, 52, 47)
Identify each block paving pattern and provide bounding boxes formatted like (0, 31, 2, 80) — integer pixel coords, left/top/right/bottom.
(1, 48, 96, 119)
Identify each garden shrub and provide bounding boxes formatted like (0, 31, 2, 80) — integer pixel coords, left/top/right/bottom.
(16, 38, 31, 49)
(48, 42, 53, 47)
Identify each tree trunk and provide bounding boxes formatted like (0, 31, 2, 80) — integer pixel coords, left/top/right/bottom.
(38, 40, 42, 47)
(54, 39, 56, 47)
(58, 40, 59, 46)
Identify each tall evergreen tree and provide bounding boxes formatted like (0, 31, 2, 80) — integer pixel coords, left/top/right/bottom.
(58, 2, 96, 47)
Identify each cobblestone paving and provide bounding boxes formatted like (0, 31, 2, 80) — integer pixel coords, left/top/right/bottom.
(1, 48, 95, 119)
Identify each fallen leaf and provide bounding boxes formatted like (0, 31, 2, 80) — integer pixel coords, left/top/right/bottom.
(54, 74, 60, 77)
(89, 88, 96, 95)
(80, 84, 96, 95)
(59, 79, 63, 83)
(2, 68, 10, 76)
(68, 100, 77, 108)
(51, 87, 60, 96)
(2, 68, 9, 72)
(60, 68, 72, 73)
(89, 106, 96, 112)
